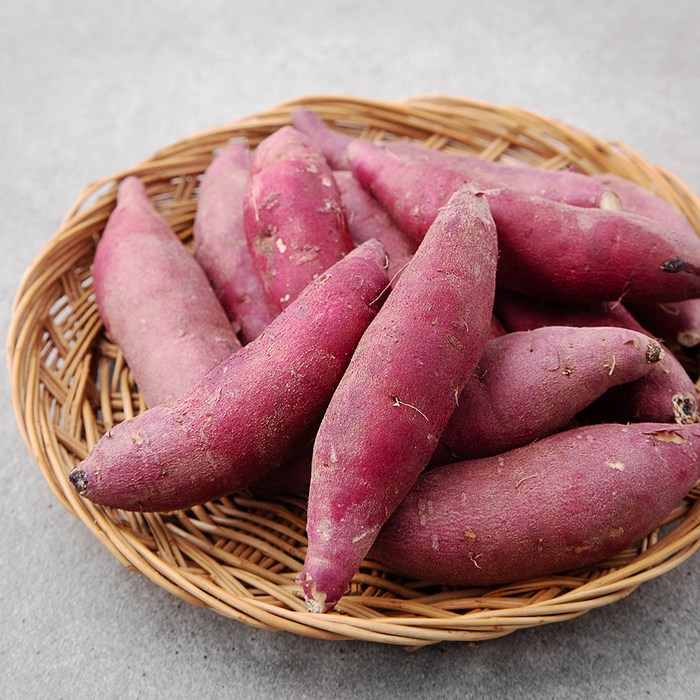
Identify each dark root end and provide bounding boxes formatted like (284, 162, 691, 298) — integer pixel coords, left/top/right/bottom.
(661, 257, 700, 276)
(69, 469, 88, 494)
(645, 340, 664, 364)
(672, 394, 699, 425)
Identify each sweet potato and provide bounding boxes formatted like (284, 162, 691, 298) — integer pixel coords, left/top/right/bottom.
(334, 170, 416, 279)
(193, 142, 274, 343)
(244, 126, 354, 313)
(299, 186, 498, 612)
(372, 422, 700, 586)
(433, 326, 663, 463)
(626, 299, 700, 351)
(348, 140, 700, 303)
(70, 240, 389, 512)
(494, 290, 698, 424)
(92, 176, 241, 408)
(292, 109, 700, 255)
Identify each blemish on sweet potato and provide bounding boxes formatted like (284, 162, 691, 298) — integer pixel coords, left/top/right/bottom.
(645, 340, 664, 363)
(671, 394, 699, 425)
(645, 429, 689, 444)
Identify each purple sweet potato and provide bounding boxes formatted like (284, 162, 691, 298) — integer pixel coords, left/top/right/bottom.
(494, 290, 698, 424)
(92, 176, 241, 408)
(244, 126, 354, 313)
(298, 186, 498, 612)
(433, 326, 663, 463)
(372, 422, 700, 586)
(626, 299, 700, 351)
(292, 109, 700, 252)
(348, 140, 700, 304)
(193, 142, 274, 343)
(70, 240, 389, 512)
(334, 170, 416, 279)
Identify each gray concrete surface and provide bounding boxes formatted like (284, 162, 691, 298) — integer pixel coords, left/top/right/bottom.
(1, 1, 699, 697)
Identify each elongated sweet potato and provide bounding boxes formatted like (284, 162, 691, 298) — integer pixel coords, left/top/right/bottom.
(348, 140, 700, 304)
(244, 126, 354, 313)
(292, 109, 700, 255)
(334, 170, 416, 279)
(434, 326, 663, 463)
(372, 422, 700, 586)
(293, 108, 623, 209)
(92, 176, 241, 407)
(70, 240, 389, 512)
(494, 290, 698, 424)
(299, 186, 498, 612)
(193, 142, 274, 343)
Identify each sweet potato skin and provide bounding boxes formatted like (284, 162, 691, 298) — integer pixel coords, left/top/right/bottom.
(372, 422, 700, 586)
(71, 241, 389, 512)
(244, 126, 354, 313)
(334, 170, 416, 279)
(494, 290, 699, 424)
(434, 326, 663, 462)
(299, 186, 498, 611)
(92, 176, 241, 407)
(348, 141, 700, 304)
(193, 142, 274, 343)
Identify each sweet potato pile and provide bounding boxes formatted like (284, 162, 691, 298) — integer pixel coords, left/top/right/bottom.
(71, 111, 700, 613)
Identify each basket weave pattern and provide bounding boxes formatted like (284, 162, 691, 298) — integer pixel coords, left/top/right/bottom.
(8, 95, 700, 646)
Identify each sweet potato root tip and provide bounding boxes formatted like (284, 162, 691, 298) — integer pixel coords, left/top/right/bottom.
(646, 340, 664, 363)
(672, 394, 699, 424)
(678, 330, 700, 348)
(662, 257, 700, 276)
(69, 469, 87, 494)
(600, 190, 622, 211)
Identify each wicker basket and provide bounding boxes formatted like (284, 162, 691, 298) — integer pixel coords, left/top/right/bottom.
(8, 95, 700, 647)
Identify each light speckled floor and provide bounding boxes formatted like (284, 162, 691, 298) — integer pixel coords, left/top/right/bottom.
(2, 2, 699, 697)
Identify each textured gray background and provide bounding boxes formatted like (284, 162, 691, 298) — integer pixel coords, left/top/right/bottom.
(2, 1, 699, 698)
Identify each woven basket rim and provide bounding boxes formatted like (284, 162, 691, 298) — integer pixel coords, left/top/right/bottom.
(8, 93, 700, 647)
